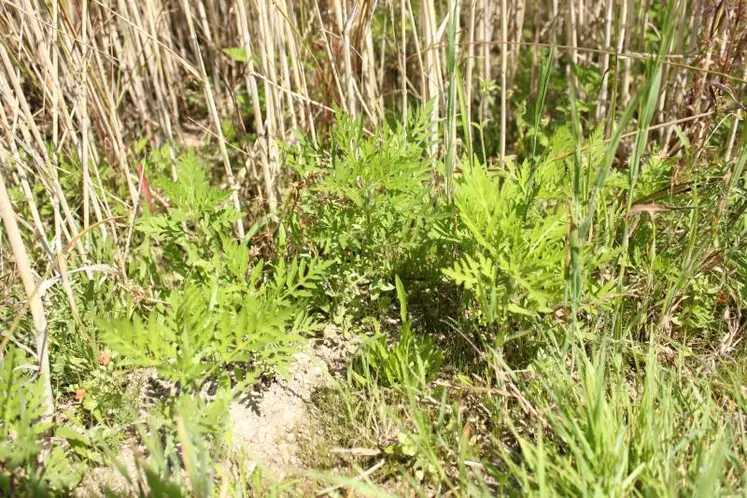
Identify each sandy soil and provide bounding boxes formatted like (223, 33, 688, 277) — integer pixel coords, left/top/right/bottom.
(73, 324, 357, 495)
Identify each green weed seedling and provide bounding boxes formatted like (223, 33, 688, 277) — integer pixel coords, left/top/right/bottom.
(352, 276, 443, 391)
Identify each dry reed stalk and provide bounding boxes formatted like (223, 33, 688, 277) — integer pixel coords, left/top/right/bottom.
(693, 9, 716, 148)
(530, 0, 539, 99)
(339, 5, 378, 125)
(405, 0, 426, 104)
(334, 0, 357, 115)
(47, 15, 111, 245)
(363, 18, 380, 121)
(258, 0, 288, 212)
(445, 0, 459, 186)
(621, 0, 633, 106)
(500, 0, 508, 162)
(14, 0, 56, 88)
(597, 0, 613, 123)
(0, 103, 48, 246)
(378, 16, 389, 110)
(260, 0, 287, 140)
(567, 0, 578, 68)
(551, 0, 559, 48)
(109, 15, 156, 142)
(79, 78, 117, 244)
(684, 1, 703, 86)
(273, 6, 298, 132)
(611, 0, 627, 116)
(638, 0, 652, 53)
(662, 0, 690, 148)
(179, 0, 244, 237)
(195, 0, 222, 102)
(237, 0, 277, 213)
(716, 5, 731, 66)
(0, 43, 92, 274)
(280, 0, 314, 139)
(313, 2, 347, 110)
(0, 160, 54, 419)
(89, 39, 140, 212)
(510, 0, 525, 85)
(123, 0, 178, 168)
(0, 46, 48, 161)
(421, 0, 441, 158)
(49, 0, 62, 254)
(81, 0, 91, 238)
(293, 18, 318, 142)
(465, 0, 477, 123)
(143, 0, 180, 137)
(400, 0, 409, 119)
(480, 0, 492, 122)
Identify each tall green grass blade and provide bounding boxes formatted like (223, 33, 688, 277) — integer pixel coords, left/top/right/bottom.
(694, 432, 727, 498)
(444, 0, 459, 198)
(614, 0, 677, 337)
(456, 68, 474, 168)
(532, 47, 554, 165)
(566, 55, 584, 320)
(526, 46, 554, 204)
(579, 98, 640, 241)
